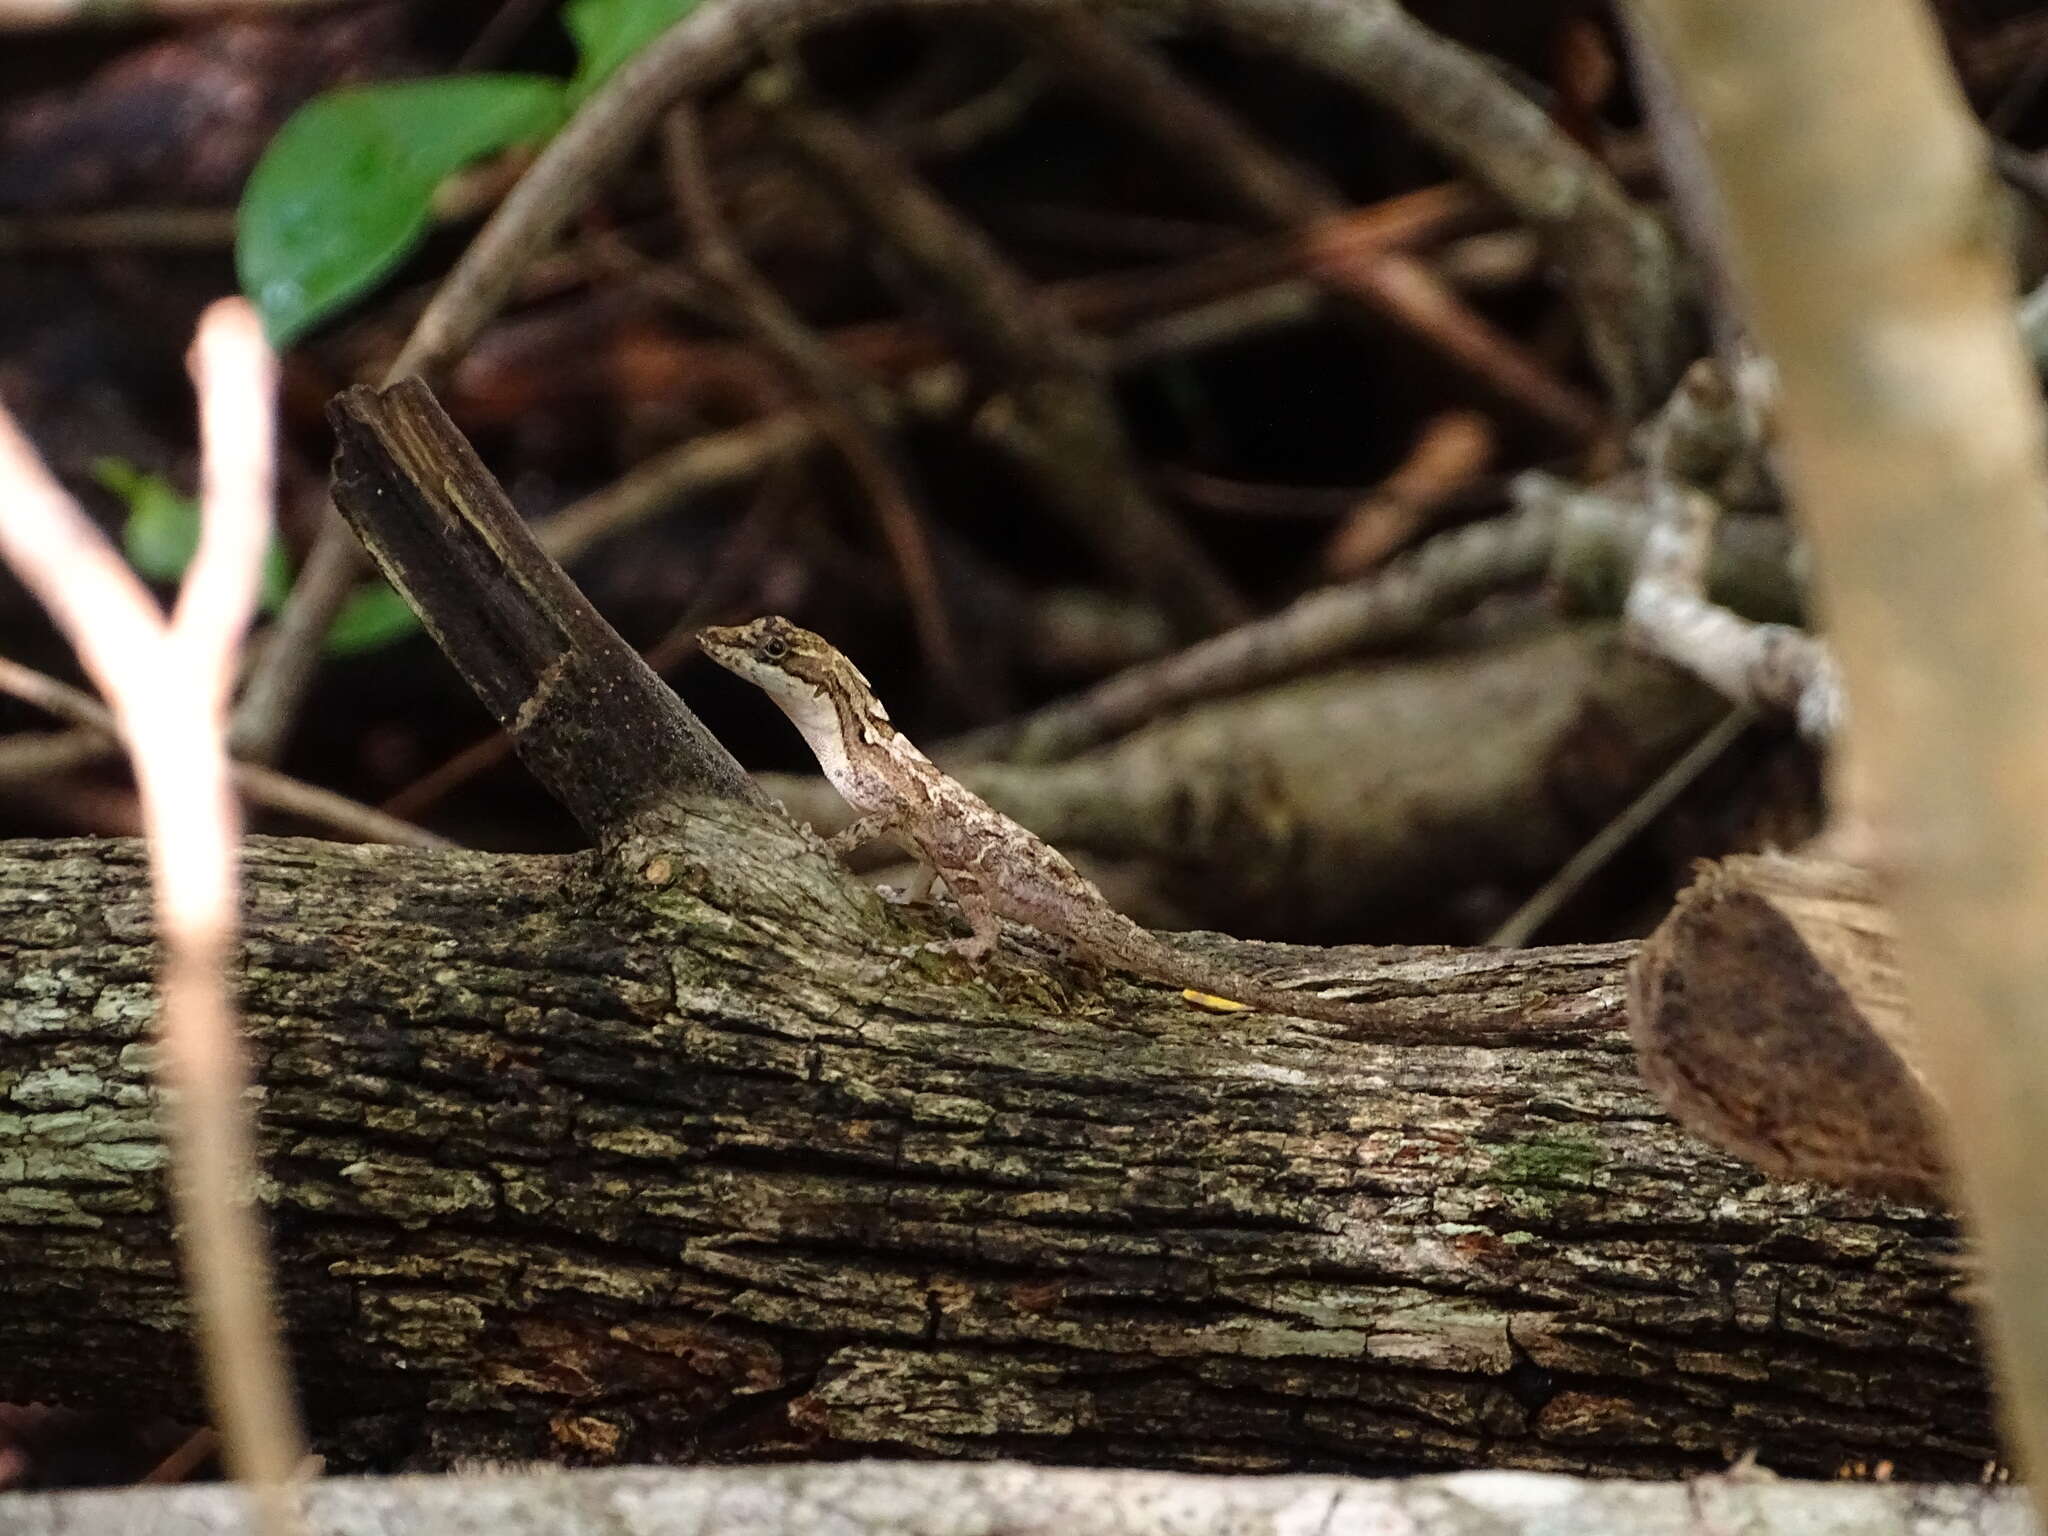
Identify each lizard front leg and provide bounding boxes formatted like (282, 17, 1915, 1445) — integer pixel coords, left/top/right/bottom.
(827, 811, 900, 859)
(829, 812, 942, 906)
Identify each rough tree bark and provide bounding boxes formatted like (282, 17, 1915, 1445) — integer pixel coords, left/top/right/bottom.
(0, 818, 1984, 1477)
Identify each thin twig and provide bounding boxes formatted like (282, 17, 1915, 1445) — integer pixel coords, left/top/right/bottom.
(531, 410, 830, 564)
(1622, 359, 1839, 738)
(950, 498, 1563, 764)
(1045, 182, 1487, 335)
(892, 55, 1049, 159)
(1026, 6, 1339, 213)
(662, 104, 973, 708)
(1028, 7, 1603, 440)
(0, 657, 452, 848)
(0, 726, 112, 785)
(1189, 0, 1683, 418)
(455, 0, 558, 71)
(372, 724, 518, 826)
(1159, 466, 1365, 519)
(229, 514, 361, 763)
(0, 299, 306, 1536)
(1321, 409, 1496, 577)
(230, 762, 452, 848)
(0, 0, 353, 25)
(140, 1427, 222, 1486)
(1109, 281, 1324, 366)
(1432, 228, 1542, 292)
(1487, 706, 1753, 948)
(756, 65, 1247, 637)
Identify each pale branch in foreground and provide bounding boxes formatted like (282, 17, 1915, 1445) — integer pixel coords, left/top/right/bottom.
(0, 300, 307, 1531)
(1633, 0, 2048, 1485)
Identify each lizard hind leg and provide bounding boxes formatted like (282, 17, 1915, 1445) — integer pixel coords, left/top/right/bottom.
(925, 872, 1000, 961)
(874, 858, 941, 908)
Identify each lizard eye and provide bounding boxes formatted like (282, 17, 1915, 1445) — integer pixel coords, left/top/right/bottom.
(759, 635, 789, 663)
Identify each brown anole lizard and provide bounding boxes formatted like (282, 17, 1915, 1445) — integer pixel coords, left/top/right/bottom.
(700, 615, 1386, 1026)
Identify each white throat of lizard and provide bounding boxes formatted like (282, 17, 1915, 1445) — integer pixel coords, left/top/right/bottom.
(753, 670, 868, 801)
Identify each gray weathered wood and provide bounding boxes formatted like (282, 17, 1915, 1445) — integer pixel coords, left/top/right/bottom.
(0, 1464, 2034, 1536)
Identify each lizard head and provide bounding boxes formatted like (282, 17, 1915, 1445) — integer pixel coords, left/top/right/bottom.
(699, 615, 886, 726)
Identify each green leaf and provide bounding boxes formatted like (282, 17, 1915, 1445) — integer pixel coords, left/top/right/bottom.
(237, 76, 566, 345)
(98, 457, 418, 653)
(99, 457, 198, 581)
(97, 458, 292, 609)
(564, 0, 704, 105)
(324, 582, 422, 656)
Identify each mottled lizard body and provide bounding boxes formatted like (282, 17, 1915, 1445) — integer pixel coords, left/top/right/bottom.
(701, 615, 1384, 1026)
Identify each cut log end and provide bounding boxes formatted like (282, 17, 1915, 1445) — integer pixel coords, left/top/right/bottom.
(1627, 850, 1947, 1205)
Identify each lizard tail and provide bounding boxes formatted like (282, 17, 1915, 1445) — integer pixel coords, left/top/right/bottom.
(1101, 919, 1381, 1028)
